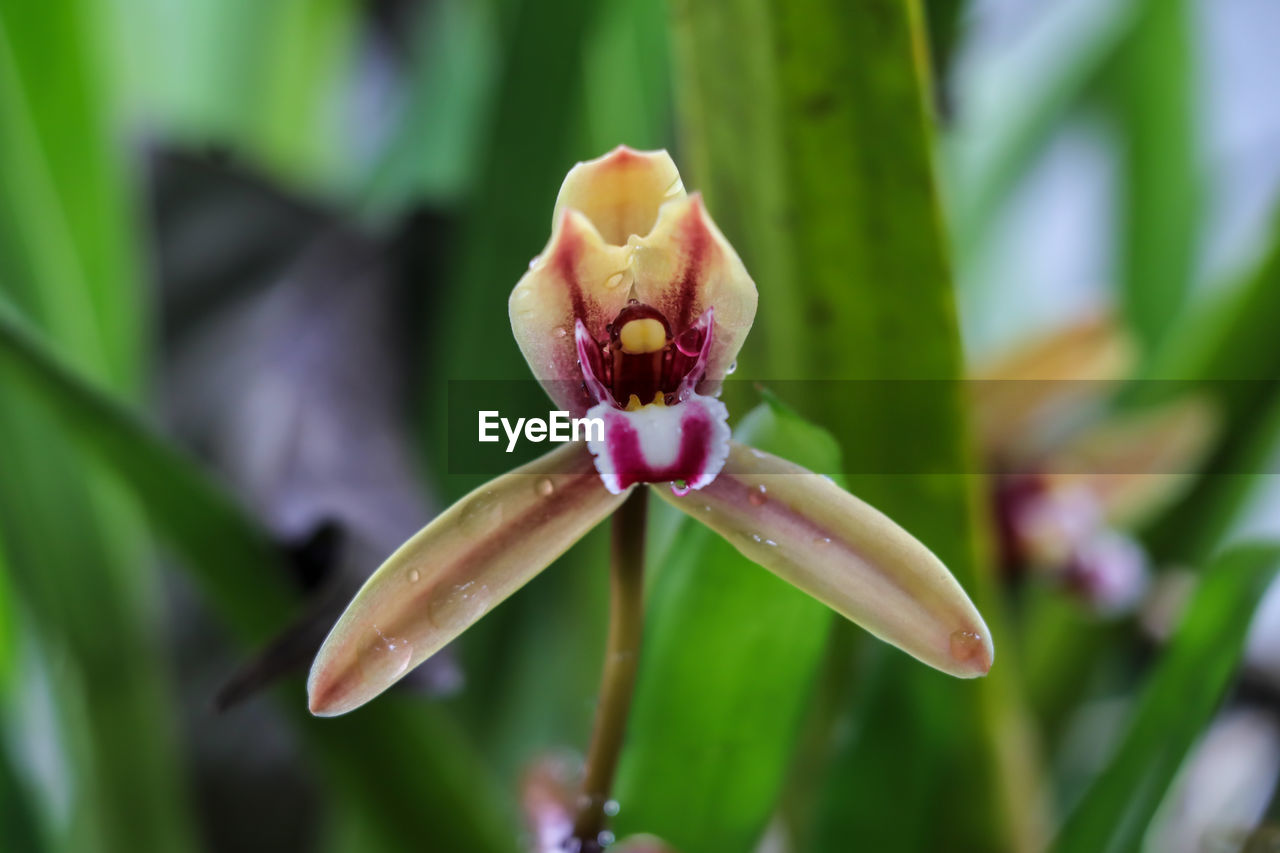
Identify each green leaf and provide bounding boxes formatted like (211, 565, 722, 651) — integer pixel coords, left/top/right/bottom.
(1053, 543, 1280, 853)
(613, 399, 841, 853)
(1112, 0, 1202, 352)
(0, 5, 195, 849)
(669, 1, 1027, 850)
(1143, 211, 1280, 562)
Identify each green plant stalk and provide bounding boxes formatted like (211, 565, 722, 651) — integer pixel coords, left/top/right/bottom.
(573, 489, 648, 846)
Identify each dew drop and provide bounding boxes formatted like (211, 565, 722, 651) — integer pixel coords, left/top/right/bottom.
(460, 491, 504, 535)
(428, 580, 490, 631)
(528, 254, 541, 269)
(604, 271, 626, 289)
(748, 484, 767, 507)
(751, 533, 762, 543)
(764, 538, 778, 547)
(358, 629, 413, 683)
(408, 569, 421, 583)
(597, 830, 615, 846)
(726, 360, 738, 375)
(949, 630, 988, 668)
(814, 536, 832, 548)
(537, 478, 555, 496)
(603, 799, 620, 817)
(554, 325, 569, 338)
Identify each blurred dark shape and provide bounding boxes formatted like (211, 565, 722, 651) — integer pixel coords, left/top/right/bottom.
(146, 148, 462, 849)
(150, 148, 460, 701)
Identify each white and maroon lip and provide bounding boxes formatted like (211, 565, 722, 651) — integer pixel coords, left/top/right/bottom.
(586, 395, 731, 496)
(576, 301, 729, 494)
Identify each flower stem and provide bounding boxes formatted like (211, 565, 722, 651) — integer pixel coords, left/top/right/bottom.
(572, 487, 648, 848)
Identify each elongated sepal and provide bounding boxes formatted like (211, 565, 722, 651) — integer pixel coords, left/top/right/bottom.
(658, 442, 993, 677)
(308, 444, 631, 716)
(1040, 396, 1219, 527)
(972, 315, 1134, 459)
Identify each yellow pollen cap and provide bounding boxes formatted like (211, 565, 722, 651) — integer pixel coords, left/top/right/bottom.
(618, 318, 667, 354)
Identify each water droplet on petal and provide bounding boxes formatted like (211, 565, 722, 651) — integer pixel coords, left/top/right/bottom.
(359, 630, 413, 683)
(603, 799, 620, 816)
(528, 254, 541, 269)
(460, 491, 504, 535)
(726, 360, 738, 375)
(764, 538, 778, 547)
(814, 536, 832, 548)
(949, 630, 988, 669)
(604, 271, 626, 289)
(537, 478, 555, 496)
(428, 580, 489, 631)
(408, 569, 421, 583)
(748, 484, 767, 507)
(554, 326, 569, 338)
(597, 830, 615, 846)
(751, 533, 762, 542)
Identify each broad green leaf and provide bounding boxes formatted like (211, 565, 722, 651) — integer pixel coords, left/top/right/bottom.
(0, 295, 518, 853)
(613, 398, 840, 852)
(670, 1, 1028, 850)
(1053, 543, 1280, 853)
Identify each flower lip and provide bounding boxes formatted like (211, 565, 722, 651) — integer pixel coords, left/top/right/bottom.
(576, 302, 713, 410)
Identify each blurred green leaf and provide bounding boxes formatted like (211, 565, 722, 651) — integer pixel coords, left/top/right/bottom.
(947, 0, 1137, 259)
(613, 397, 840, 852)
(1054, 542, 1280, 853)
(0, 294, 518, 853)
(670, 1, 1029, 850)
(1144, 210, 1280, 562)
(0, 4, 196, 849)
(360, 0, 501, 215)
(1112, 0, 1202, 352)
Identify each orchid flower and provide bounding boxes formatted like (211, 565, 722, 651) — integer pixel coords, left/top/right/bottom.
(973, 317, 1218, 613)
(307, 146, 993, 717)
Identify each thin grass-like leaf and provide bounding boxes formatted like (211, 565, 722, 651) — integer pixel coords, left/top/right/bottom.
(1054, 542, 1280, 853)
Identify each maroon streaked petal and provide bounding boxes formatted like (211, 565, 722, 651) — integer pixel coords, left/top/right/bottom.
(553, 146, 685, 246)
(510, 209, 633, 415)
(675, 306, 714, 399)
(307, 444, 632, 716)
(575, 319, 612, 405)
(658, 442, 994, 678)
(585, 394, 730, 495)
(631, 195, 757, 387)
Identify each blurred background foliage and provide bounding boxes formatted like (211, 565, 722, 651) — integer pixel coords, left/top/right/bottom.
(2, 0, 1280, 851)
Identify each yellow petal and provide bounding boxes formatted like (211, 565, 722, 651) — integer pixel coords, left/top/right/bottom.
(658, 442, 993, 678)
(632, 194, 757, 387)
(510, 209, 633, 414)
(1040, 396, 1219, 527)
(553, 146, 685, 246)
(971, 315, 1135, 458)
(308, 443, 631, 716)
